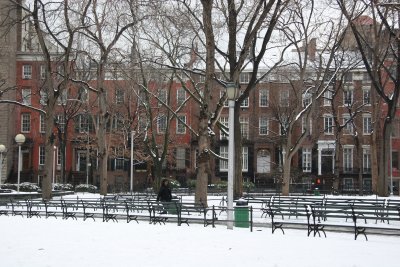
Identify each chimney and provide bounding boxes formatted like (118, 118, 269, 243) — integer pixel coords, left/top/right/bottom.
(308, 38, 316, 61)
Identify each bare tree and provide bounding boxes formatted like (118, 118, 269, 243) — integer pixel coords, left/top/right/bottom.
(337, 0, 400, 196)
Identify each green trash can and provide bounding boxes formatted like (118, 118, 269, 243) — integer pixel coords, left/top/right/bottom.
(234, 199, 249, 228)
(314, 188, 320, 196)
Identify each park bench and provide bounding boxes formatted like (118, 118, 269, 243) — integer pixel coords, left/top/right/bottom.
(61, 199, 77, 220)
(10, 200, 24, 217)
(81, 200, 95, 221)
(0, 201, 9, 216)
(26, 199, 41, 218)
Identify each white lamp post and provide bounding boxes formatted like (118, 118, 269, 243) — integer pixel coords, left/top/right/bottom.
(226, 82, 237, 229)
(130, 130, 135, 193)
(0, 144, 6, 187)
(53, 146, 56, 185)
(15, 134, 26, 193)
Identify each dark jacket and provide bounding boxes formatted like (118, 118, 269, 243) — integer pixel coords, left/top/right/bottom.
(157, 185, 172, 202)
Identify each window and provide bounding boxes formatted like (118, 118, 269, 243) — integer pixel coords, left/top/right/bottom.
(343, 86, 353, 106)
(159, 89, 167, 106)
(363, 72, 371, 82)
(79, 114, 90, 133)
(138, 114, 148, 133)
(219, 146, 228, 171)
(302, 117, 312, 134)
(112, 113, 124, 131)
(363, 87, 371, 105)
(363, 114, 372, 134)
(302, 92, 311, 107)
(393, 151, 399, 169)
(343, 146, 353, 173)
(324, 89, 333, 106)
(342, 114, 353, 134)
(240, 91, 249, 108)
(199, 75, 205, 83)
(40, 65, 46, 79)
(176, 147, 186, 170)
(39, 146, 45, 165)
(259, 116, 269, 135)
(240, 117, 249, 139)
(219, 116, 228, 139)
(176, 115, 186, 134)
(115, 89, 124, 104)
(344, 178, 354, 190)
(56, 114, 65, 133)
(363, 146, 371, 173)
(57, 147, 62, 165)
(22, 88, 31, 106)
(324, 114, 334, 134)
(177, 88, 186, 106)
(240, 72, 250, 83)
(157, 115, 167, 134)
(22, 65, 32, 79)
(78, 87, 88, 102)
(114, 147, 124, 170)
(57, 90, 67, 105)
(242, 147, 248, 172)
(280, 90, 289, 107)
(259, 89, 269, 107)
(40, 90, 48, 106)
(21, 113, 31, 133)
(302, 148, 312, 172)
(40, 113, 46, 133)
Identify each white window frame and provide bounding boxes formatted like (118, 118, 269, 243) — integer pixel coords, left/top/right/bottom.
(259, 116, 268, 135)
(159, 89, 167, 106)
(176, 147, 186, 170)
(240, 117, 249, 139)
(177, 88, 186, 106)
(240, 72, 250, 84)
(22, 88, 31, 106)
(40, 113, 46, 133)
(324, 114, 334, 135)
(40, 65, 46, 80)
(219, 146, 228, 171)
(39, 146, 45, 166)
(242, 146, 248, 172)
(240, 91, 249, 108)
(363, 86, 371, 105)
(259, 89, 269, 107)
(363, 114, 372, 135)
(157, 115, 167, 134)
(219, 116, 229, 139)
(302, 148, 312, 173)
(22, 65, 32, 79)
(343, 145, 354, 173)
(280, 90, 289, 107)
(343, 86, 354, 106)
(57, 90, 68, 105)
(302, 117, 312, 134)
(176, 115, 186, 134)
(21, 113, 31, 133)
(57, 114, 65, 133)
(363, 146, 371, 173)
(40, 91, 48, 106)
(324, 89, 333, 106)
(342, 114, 353, 135)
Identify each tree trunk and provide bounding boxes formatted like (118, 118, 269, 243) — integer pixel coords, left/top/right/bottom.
(195, 112, 210, 205)
(281, 159, 291, 196)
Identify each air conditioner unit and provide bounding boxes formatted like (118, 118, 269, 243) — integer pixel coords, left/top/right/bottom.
(57, 165, 61, 170)
(23, 75, 32, 79)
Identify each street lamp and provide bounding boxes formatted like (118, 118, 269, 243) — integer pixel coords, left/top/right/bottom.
(130, 130, 135, 193)
(0, 144, 6, 187)
(226, 82, 238, 229)
(53, 146, 56, 185)
(15, 134, 26, 193)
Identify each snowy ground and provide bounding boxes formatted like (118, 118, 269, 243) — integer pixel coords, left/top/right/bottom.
(1, 212, 399, 267)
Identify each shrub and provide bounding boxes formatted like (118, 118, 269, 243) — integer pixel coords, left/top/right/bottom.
(215, 181, 227, 190)
(243, 181, 255, 191)
(0, 183, 17, 190)
(168, 179, 181, 189)
(19, 182, 40, 192)
(53, 183, 74, 191)
(75, 184, 98, 193)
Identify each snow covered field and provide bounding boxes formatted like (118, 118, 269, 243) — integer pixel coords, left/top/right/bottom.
(1, 213, 399, 267)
